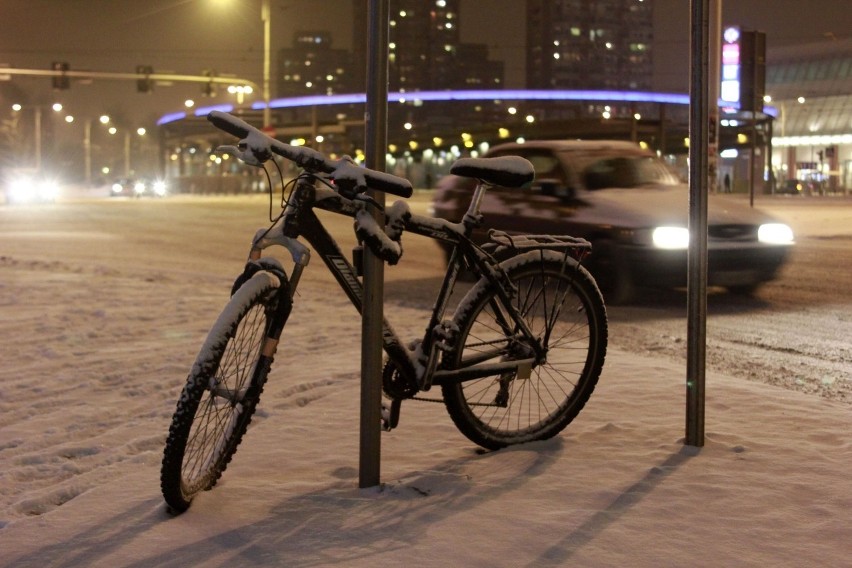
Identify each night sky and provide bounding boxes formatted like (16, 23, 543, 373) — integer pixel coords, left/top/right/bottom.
(1, 0, 849, 127)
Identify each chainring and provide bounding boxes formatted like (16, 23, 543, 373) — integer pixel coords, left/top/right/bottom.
(382, 359, 418, 400)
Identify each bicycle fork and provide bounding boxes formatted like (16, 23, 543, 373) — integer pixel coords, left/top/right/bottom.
(208, 223, 311, 405)
(252, 225, 310, 363)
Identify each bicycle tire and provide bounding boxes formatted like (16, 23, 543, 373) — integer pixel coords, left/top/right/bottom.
(161, 270, 282, 513)
(442, 250, 607, 450)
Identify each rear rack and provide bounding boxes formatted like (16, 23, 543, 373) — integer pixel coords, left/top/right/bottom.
(487, 229, 592, 252)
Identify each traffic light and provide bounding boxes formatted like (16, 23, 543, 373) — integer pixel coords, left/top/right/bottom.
(52, 61, 70, 90)
(202, 69, 217, 96)
(136, 65, 154, 93)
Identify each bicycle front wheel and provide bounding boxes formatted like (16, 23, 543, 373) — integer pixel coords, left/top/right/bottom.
(442, 251, 607, 450)
(161, 270, 284, 513)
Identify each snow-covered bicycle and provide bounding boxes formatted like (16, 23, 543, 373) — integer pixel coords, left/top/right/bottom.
(161, 111, 608, 513)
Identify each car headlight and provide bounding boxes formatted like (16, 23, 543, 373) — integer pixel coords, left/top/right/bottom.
(152, 180, 167, 196)
(8, 177, 33, 202)
(133, 181, 146, 195)
(652, 226, 690, 249)
(758, 223, 794, 245)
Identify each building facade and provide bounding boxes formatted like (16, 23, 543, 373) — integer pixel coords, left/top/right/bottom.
(161, 2, 850, 196)
(765, 38, 852, 193)
(277, 31, 356, 98)
(526, 0, 654, 91)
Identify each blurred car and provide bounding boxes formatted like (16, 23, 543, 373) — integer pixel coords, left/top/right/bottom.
(110, 177, 168, 198)
(778, 179, 803, 195)
(3, 170, 60, 204)
(110, 178, 134, 197)
(776, 179, 815, 196)
(431, 140, 795, 303)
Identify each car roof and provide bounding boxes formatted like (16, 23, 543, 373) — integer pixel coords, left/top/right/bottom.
(488, 139, 649, 154)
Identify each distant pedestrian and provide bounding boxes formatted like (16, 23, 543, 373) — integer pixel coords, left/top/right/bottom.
(723, 173, 731, 193)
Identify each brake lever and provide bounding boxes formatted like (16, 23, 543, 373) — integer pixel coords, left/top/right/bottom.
(216, 144, 268, 167)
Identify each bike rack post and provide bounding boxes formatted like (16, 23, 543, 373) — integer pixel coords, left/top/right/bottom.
(359, 0, 390, 488)
(685, 0, 712, 447)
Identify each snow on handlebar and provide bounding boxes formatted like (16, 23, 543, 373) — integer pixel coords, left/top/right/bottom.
(207, 111, 413, 198)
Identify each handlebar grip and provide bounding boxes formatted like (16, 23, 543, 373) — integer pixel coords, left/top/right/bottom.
(363, 170, 413, 198)
(207, 111, 252, 139)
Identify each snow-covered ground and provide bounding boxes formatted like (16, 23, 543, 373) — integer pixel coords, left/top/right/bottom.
(0, 194, 849, 567)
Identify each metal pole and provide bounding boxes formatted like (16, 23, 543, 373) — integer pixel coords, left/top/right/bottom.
(124, 131, 131, 177)
(84, 120, 92, 186)
(360, 0, 390, 489)
(708, 0, 721, 192)
(750, 115, 756, 206)
(34, 107, 42, 173)
(766, 118, 774, 194)
(0, 67, 258, 91)
(261, 0, 271, 128)
(686, 0, 710, 447)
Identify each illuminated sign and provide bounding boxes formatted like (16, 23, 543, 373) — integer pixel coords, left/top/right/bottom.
(720, 26, 741, 105)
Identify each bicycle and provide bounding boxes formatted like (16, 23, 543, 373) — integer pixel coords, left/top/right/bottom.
(160, 111, 608, 513)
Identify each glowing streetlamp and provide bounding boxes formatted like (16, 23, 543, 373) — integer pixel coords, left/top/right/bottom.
(84, 115, 110, 185)
(11, 102, 63, 171)
(227, 84, 254, 104)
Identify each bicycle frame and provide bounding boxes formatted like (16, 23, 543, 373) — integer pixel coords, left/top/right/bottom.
(250, 177, 541, 393)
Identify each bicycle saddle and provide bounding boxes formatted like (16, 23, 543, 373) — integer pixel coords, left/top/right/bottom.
(450, 156, 535, 188)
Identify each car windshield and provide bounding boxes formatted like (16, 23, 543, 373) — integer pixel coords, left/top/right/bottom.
(568, 153, 680, 190)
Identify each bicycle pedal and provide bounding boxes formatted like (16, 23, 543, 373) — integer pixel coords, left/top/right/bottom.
(380, 399, 402, 431)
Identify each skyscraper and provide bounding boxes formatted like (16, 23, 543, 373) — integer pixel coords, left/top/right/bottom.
(526, 0, 654, 91)
(351, 0, 504, 92)
(277, 31, 355, 97)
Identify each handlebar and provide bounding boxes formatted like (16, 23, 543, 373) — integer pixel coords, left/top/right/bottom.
(207, 111, 413, 198)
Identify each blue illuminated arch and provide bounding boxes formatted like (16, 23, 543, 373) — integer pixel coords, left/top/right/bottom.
(158, 89, 692, 126)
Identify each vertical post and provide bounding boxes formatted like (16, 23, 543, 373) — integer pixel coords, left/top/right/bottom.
(261, 0, 271, 128)
(708, 0, 721, 192)
(749, 116, 757, 206)
(84, 120, 92, 186)
(360, 0, 390, 488)
(766, 117, 775, 194)
(686, 0, 710, 447)
(34, 107, 42, 173)
(124, 131, 131, 177)
(311, 105, 318, 147)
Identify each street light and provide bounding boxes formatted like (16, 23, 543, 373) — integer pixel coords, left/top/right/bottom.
(227, 84, 254, 104)
(10, 102, 64, 172)
(83, 115, 110, 186)
(214, 0, 270, 126)
(108, 124, 148, 178)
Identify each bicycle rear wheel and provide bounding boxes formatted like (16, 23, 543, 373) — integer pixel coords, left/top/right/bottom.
(442, 251, 607, 450)
(161, 271, 284, 513)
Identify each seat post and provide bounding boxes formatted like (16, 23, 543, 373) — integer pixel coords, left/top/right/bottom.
(462, 180, 489, 231)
